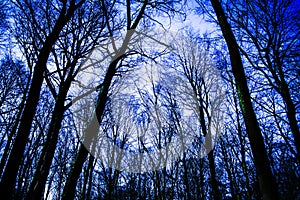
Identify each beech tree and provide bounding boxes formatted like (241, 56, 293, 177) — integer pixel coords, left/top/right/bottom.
(0, 0, 299, 199)
(206, 0, 280, 199)
(62, 0, 182, 199)
(24, 1, 109, 199)
(0, 0, 86, 197)
(165, 32, 225, 199)
(226, 0, 300, 160)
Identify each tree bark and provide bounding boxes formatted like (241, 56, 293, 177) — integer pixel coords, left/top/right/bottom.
(0, 91, 26, 176)
(209, 0, 280, 199)
(61, 1, 149, 198)
(279, 78, 300, 161)
(25, 81, 70, 200)
(0, 1, 85, 197)
(62, 58, 118, 200)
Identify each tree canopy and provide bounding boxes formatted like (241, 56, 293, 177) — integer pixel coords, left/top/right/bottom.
(0, 0, 299, 199)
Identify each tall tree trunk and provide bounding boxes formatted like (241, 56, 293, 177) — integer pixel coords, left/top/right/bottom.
(25, 86, 68, 199)
(80, 154, 94, 200)
(209, 0, 280, 199)
(197, 91, 220, 200)
(62, 58, 118, 200)
(0, 90, 26, 176)
(25, 59, 77, 199)
(61, 127, 95, 200)
(0, 2, 84, 196)
(233, 79, 251, 198)
(85, 159, 94, 200)
(279, 79, 300, 160)
(61, 1, 149, 197)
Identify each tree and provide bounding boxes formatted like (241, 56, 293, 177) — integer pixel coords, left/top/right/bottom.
(1, 0, 299, 198)
(207, 0, 280, 199)
(0, 55, 29, 177)
(226, 0, 300, 161)
(62, 0, 183, 197)
(25, 1, 108, 199)
(61, 1, 151, 198)
(165, 32, 225, 199)
(0, 0, 86, 197)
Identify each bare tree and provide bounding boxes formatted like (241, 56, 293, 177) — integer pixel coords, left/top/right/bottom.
(61, 0, 183, 198)
(24, 1, 109, 199)
(0, 0, 86, 197)
(205, 0, 280, 199)
(226, 0, 300, 161)
(0, 56, 29, 177)
(165, 32, 225, 199)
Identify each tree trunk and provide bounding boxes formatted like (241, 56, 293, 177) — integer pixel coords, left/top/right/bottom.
(61, 2, 149, 195)
(26, 59, 77, 199)
(62, 58, 118, 200)
(0, 2, 83, 196)
(80, 154, 94, 200)
(209, 0, 280, 199)
(0, 92, 26, 176)
(197, 92, 220, 200)
(279, 80, 300, 161)
(25, 86, 68, 200)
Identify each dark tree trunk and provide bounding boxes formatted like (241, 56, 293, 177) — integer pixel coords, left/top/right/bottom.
(209, 0, 280, 199)
(0, 39, 57, 198)
(197, 91, 220, 200)
(0, 2, 84, 197)
(80, 154, 94, 200)
(279, 80, 300, 161)
(62, 58, 118, 200)
(61, 2, 149, 196)
(25, 85, 68, 200)
(0, 92, 26, 176)
(25, 59, 77, 200)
